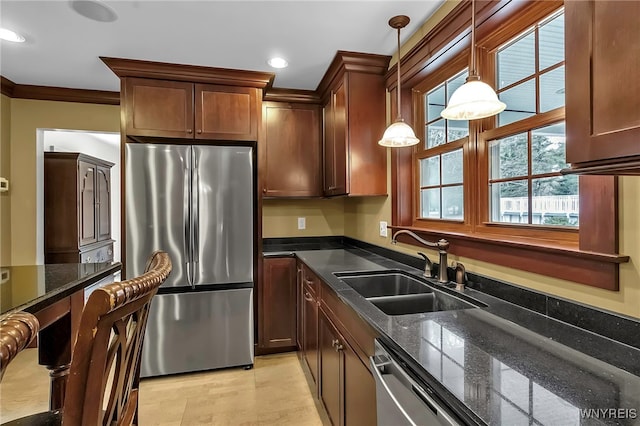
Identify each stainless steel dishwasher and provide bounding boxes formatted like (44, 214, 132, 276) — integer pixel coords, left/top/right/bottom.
(370, 339, 460, 426)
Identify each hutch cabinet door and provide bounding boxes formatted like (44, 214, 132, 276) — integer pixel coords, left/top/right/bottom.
(124, 78, 194, 139)
(78, 160, 97, 246)
(96, 165, 111, 242)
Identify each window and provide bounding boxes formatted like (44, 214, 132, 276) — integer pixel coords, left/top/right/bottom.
(391, 0, 624, 289)
(417, 70, 468, 222)
(486, 10, 577, 228)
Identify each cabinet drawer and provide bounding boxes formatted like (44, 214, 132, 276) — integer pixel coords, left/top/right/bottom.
(302, 265, 319, 295)
(80, 242, 113, 264)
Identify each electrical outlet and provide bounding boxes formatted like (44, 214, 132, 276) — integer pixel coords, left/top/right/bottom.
(297, 217, 306, 230)
(379, 221, 388, 237)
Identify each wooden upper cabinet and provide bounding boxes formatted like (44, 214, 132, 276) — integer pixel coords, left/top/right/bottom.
(124, 78, 194, 138)
(565, 0, 640, 173)
(79, 161, 97, 246)
(196, 84, 258, 141)
(263, 101, 322, 197)
(319, 52, 390, 196)
(122, 78, 262, 142)
(96, 165, 111, 242)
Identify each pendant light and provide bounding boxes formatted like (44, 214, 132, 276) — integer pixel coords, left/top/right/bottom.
(379, 15, 420, 147)
(441, 0, 506, 120)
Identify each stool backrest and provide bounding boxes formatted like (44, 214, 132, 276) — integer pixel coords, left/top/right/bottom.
(63, 251, 172, 426)
(0, 312, 39, 380)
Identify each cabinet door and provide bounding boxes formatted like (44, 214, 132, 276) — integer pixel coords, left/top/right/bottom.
(565, 1, 640, 168)
(261, 257, 297, 348)
(263, 102, 322, 197)
(195, 84, 258, 141)
(319, 310, 343, 426)
(344, 344, 377, 426)
(78, 161, 97, 246)
(303, 286, 319, 386)
(296, 262, 303, 349)
(124, 78, 194, 138)
(323, 97, 336, 194)
(96, 165, 111, 242)
(332, 81, 348, 196)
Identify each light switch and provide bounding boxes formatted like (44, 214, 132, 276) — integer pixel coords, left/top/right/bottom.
(298, 217, 306, 230)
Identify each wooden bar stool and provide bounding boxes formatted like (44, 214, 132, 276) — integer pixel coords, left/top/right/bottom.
(3, 251, 172, 426)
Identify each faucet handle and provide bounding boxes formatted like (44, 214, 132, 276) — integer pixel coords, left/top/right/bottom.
(452, 261, 466, 290)
(417, 252, 433, 278)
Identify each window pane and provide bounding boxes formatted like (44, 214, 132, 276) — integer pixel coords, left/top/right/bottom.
(421, 188, 441, 219)
(532, 176, 579, 227)
(442, 185, 464, 220)
(427, 119, 446, 148)
(442, 149, 463, 184)
(447, 70, 468, 103)
(420, 156, 440, 187)
(532, 123, 567, 174)
(540, 66, 565, 112)
(427, 84, 446, 123)
(448, 120, 469, 142)
(539, 13, 565, 70)
(489, 133, 528, 179)
(490, 180, 528, 223)
(498, 31, 535, 89)
(498, 79, 536, 126)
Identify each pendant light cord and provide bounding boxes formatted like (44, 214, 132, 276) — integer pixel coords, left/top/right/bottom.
(470, 0, 477, 77)
(396, 25, 402, 121)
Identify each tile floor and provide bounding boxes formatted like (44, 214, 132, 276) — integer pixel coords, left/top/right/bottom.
(0, 349, 323, 425)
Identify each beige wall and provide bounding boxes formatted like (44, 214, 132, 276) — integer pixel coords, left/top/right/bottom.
(9, 99, 120, 265)
(1, 95, 11, 265)
(263, 198, 345, 238)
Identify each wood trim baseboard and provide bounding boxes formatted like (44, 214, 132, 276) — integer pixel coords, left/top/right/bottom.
(1, 75, 119, 105)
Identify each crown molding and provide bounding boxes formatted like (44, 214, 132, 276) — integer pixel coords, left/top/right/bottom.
(1, 75, 119, 105)
(316, 51, 391, 100)
(101, 57, 276, 92)
(263, 88, 321, 104)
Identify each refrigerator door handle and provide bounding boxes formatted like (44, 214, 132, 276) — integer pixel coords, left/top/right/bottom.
(184, 158, 192, 285)
(191, 149, 199, 288)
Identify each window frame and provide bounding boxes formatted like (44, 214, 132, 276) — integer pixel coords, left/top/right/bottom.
(390, 0, 627, 290)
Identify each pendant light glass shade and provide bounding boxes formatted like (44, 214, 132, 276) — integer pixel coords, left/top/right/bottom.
(378, 119, 420, 147)
(440, 79, 506, 120)
(441, 0, 506, 121)
(379, 15, 420, 148)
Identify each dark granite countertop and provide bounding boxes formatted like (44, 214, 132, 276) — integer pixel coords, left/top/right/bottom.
(0, 262, 122, 316)
(266, 244, 640, 426)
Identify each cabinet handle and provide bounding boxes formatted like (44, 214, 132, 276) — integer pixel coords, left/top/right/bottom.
(263, 188, 267, 193)
(85, 256, 91, 263)
(304, 278, 314, 286)
(304, 292, 314, 302)
(187, 129, 193, 134)
(197, 130, 202, 134)
(335, 343, 344, 352)
(327, 185, 337, 190)
(331, 339, 339, 348)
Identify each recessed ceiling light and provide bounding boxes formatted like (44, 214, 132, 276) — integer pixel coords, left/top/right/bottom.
(0, 28, 25, 43)
(69, 0, 118, 23)
(267, 57, 288, 69)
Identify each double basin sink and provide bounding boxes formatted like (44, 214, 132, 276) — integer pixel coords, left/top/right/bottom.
(334, 270, 486, 316)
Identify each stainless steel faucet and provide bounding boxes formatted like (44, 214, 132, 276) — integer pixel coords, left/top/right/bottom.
(391, 230, 450, 283)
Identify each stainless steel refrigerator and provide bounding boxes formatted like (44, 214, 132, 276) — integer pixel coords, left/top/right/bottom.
(125, 144, 254, 378)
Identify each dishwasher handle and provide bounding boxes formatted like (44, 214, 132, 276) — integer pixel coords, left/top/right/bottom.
(370, 341, 459, 426)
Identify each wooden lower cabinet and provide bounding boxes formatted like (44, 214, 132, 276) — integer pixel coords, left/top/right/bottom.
(343, 341, 377, 426)
(319, 309, 343, 426)
(260, 257, 297, 349)
(302, 280, 319, 386)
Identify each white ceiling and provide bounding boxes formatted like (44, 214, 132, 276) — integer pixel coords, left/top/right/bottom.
(0, 0, 445, 92)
